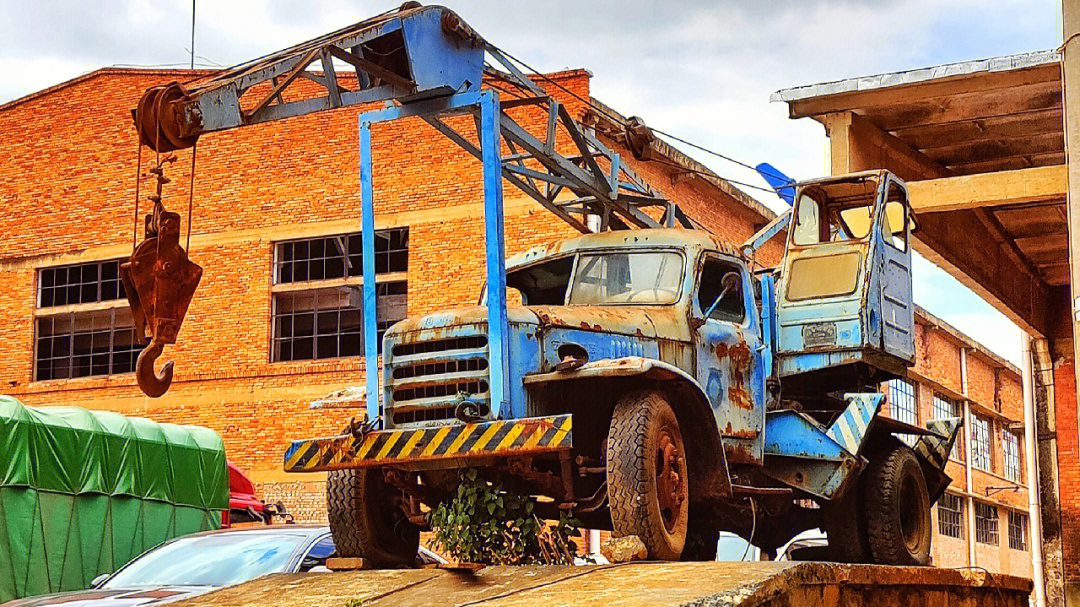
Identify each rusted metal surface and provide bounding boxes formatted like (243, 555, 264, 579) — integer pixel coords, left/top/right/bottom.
(121, 159, 202, 398)
(167, 563, 1032, 607)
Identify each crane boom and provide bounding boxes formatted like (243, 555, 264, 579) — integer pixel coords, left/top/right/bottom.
(125, 3, 690, 398)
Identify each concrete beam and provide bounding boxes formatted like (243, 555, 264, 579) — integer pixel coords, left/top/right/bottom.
(908, 165, 1067, 213)
(914, 211, 1050, 337)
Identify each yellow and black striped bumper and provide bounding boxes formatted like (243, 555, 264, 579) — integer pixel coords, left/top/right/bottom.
(283, 414, 572, 473)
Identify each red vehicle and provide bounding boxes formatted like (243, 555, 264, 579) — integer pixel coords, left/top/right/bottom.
(224, 462, 292, 527)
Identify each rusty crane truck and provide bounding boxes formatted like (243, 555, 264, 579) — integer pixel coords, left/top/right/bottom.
(123, 4, 961, 567)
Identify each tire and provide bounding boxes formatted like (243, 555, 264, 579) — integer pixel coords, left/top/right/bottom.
(326, 467, 420, 567)
(606, 391, 689, 560)
(864, 444, 932, 566)
(681, 522, 719, 561)
(821, 482, 872, 563)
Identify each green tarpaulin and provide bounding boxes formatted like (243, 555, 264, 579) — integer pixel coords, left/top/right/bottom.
(0, 396, 228, 602)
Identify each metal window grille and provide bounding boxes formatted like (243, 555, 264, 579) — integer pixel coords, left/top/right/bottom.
(272, 229, 409, 363)
(1008, 511, 1028, 551)
(932, 392, 962, 460)
(971, 413, 992, 472)
(34, 260, 139, 381)
(887, 378, 918, 445)
(937, 492, 964, 539)
(1002, 430, 1022, 483)
(38, 260, 125, 308)
(275, 228, 408, 284)
(35, 308, 141, 381)
(974, 501, 999, 545)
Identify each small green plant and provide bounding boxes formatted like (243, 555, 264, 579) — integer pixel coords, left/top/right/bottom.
(427, 468, 582, 565)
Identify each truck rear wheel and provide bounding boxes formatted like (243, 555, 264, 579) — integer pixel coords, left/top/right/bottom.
(606, 391, 689, 560)
(326, 467, 420, 567)
(864, 444, 932, 566)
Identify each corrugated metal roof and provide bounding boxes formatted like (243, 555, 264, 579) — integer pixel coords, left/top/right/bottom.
(771, 49, 1059, 103)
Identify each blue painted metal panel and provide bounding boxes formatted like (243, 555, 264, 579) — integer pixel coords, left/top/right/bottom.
(480, 91, 510, 419)
(358, 119, 380, 426)
(754, 162, 795, 205)
(398, 8, 484, 97)
(694, 259, 766, 463)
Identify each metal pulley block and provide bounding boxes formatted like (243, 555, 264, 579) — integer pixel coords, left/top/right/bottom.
(121, 164, 202, 397)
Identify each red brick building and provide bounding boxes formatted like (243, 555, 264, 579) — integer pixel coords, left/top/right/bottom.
(0, 67, 1032, 578)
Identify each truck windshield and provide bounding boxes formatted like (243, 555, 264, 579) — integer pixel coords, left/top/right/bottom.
(569, 251, 682, 305)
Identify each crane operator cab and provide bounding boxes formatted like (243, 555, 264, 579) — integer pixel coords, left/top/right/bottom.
(773, 170, 917, 398)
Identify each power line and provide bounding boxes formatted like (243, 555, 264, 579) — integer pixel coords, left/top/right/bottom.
(487, 44, 795, 189)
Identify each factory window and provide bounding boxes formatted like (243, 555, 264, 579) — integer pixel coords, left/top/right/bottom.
(34, 260, 142, 381)
(1008, 511, 1028, 551)
(971, 413, 993, 472)
(937, 492, 964, 539)
(974, 501, 999, 545)
(272, 229, 408, 362)
(932, 392, 962, 460)
(886, 378, 917, 445)
(1002, 429, 1022, 483)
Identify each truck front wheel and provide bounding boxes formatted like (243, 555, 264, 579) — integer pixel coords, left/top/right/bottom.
(606, 391, 689, 560)
(864, 444, 932, 565)
(326, 467, 420, 567)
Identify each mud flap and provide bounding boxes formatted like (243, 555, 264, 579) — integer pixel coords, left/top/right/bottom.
(912, 417, 962, 501)
(761, 393, 883, 500)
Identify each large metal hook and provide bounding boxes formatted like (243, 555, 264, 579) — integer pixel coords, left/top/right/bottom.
(136, 340, 174, 398)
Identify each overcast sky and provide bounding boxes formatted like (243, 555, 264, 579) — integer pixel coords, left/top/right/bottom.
(0, 1, 1065, 365)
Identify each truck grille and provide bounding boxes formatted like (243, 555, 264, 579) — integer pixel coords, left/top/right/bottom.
(386, 331, 490, 426)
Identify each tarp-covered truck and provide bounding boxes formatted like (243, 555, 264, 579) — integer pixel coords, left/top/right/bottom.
(0, 396, 229, 602)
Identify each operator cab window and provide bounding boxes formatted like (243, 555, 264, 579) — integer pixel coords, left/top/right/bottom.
(697, 257, 744, 323)
(506, 256, 573, 305)
(791, 179, 878, 246)
(880, 180, 910, 252)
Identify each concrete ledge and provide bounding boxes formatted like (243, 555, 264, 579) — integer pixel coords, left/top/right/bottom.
(172, 562, 1033, 607)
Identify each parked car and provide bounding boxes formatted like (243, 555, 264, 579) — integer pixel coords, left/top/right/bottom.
(0, 526, 444, 607)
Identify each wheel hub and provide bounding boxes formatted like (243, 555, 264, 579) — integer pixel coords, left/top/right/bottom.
(656, 429, 685, 532)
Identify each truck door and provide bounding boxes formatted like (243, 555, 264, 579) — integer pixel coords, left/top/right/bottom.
(694, 255, 766, 465)
(877, 176, 915, 361)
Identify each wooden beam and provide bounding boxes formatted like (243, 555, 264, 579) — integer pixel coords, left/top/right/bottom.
(822, 111, 949, 181)
(891, 108, 1063, 150)
(908, 165, 1067, 213)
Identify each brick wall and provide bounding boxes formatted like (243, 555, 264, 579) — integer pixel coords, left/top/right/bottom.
(891, 311, 1032, 578)
(0, 67, 777, 518)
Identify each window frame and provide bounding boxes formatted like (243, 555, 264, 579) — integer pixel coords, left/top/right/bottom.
(270, 229, 409, 364)
(33, 259, 141, 382)
(1007, 511, 1028, 551)
(936, 492, 964, 539)
(695, 254, 748, 325)
(565, 247, 686, 308)
(885, 378, 918, 445)
(974, 501, 1000, 545)
(1002, 429, 1022, 483)
(971, 413, 993, 473)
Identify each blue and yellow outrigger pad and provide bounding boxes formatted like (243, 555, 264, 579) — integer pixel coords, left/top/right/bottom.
(284, 414, 573, 472)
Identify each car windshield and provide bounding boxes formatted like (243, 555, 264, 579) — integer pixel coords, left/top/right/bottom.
(103, 532, 309, 588)
(569, 251, 682, 305)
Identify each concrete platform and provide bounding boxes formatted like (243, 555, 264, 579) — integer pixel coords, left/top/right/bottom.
(174, 562, 1033, 607)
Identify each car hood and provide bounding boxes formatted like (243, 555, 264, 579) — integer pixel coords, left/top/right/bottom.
(3, 586, 215, 607)
(389, 305, 689, 341)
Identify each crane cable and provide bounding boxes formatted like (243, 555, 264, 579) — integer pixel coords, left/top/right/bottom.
(485, 43, 795, 189)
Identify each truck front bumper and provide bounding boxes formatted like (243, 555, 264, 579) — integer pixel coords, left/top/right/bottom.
(283, 414, 572, 473)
